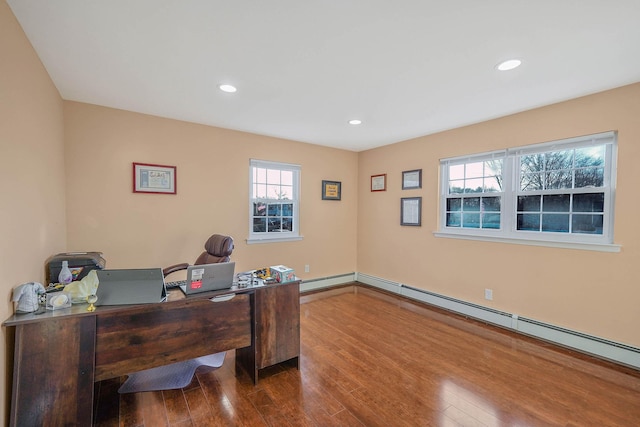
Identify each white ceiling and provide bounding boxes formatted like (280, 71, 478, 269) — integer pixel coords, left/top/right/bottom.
(8, 1, 640, 152)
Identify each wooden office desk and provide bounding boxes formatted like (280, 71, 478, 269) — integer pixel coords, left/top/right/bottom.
(3, 281, 300, 426)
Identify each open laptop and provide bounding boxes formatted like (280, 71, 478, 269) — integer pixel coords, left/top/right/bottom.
(179, 262, 235, 295)
(95, 268, 167, 306)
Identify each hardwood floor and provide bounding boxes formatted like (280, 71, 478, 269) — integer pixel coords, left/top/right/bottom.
(93, 285, 640, 426)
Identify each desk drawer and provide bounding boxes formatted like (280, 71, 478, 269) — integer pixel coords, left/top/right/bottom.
(95, 293, 251, 381)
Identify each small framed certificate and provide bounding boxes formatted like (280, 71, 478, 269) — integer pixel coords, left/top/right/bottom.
(402, 169, 422, 190)
(401, 197, 422, 226)
(133, 162, 177, 194)
(371, 174, 387, 192)
(322, 180, 342, 200)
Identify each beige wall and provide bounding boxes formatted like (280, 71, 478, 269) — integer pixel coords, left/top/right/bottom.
(64, 102, 358, 280)
(0, 1, 66, 424)
(357, 83, 640, 347)
(3, 0, 640, 420)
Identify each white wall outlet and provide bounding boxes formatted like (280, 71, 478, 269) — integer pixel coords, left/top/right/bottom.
(304, 264, 310, 273)
(484, 288, 493, 301)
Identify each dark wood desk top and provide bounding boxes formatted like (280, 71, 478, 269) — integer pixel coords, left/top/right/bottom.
(2, 282, 275, 327)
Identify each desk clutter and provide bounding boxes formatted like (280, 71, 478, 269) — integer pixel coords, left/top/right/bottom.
(4, 257, 301, 424)
(11, 246, 295, 315)
(235, 265, 296, 288)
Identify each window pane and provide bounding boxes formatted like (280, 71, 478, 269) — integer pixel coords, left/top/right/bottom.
(268, 218, 281, 232)
(279, 185, 293, 199)
(484, 176, 502, 192)
(542, 214, 569, 232)
(575, 146, 604, 167)
(572, 214, 603, 234)
(281, 170, 293, 186)
(266, 184, 281, 198)
(482, 197, 500, 212)
(255, 184, 267, 198)
(447, 198, 462, 211)
(521, 154, 544, 174)
(462, 213, 480, 228)
(485, 159, 503, 176)
(466, 162, 484, 178)
(573, 193, 604, 212)
(543, 194, 570, 212)
(545, 150, 573, 171)
(446, 212, 461, 227)
(449, 180, 465, 194)
(544, 171, 572, 189)
(267, 204, 281, 216)
(282, 203, 293, 216)
(253, 218, 266, 232)
(463, 197, 480, 212)
(464, 179, 483, 193)
(253, 202, 266, 216)
(256, 168, 266, 183)
(266, 169, 281, 185)
(449, 164, 464, 180)
(282, 218, 293, 232)
(575, 167, 604, 188)
(517, 214, 540, 231)
(482, 213, 500, 229)
(517, 195, 540, 212)
(520, 172, 543, 191)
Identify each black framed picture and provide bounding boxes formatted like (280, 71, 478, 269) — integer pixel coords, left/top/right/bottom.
(401, 197, 422, 226)
(322, 180, 342, 200)
(402, 169, 422, 190)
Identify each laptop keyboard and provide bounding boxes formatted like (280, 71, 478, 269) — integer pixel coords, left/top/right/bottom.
(165, 280, 186, 290)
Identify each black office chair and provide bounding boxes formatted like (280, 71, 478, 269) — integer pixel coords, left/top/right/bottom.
(163, 234, 234, 278)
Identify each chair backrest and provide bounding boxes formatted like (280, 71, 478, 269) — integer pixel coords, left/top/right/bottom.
(194, 234, 234, 265)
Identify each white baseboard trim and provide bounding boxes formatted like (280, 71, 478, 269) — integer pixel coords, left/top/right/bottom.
(353, 273, 640, 370)
(300, 273, 356, 293)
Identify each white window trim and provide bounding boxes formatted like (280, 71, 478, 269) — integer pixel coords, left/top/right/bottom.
(247, 159, 302, 244)
(436, 131, 619, 252)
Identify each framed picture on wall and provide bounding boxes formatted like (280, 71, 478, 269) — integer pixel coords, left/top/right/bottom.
(371, 174, 387, 192)
(402, 169, 422, 189)
(133, 162, 177, 194)
(322, 180, 342, 200)
(401, 197, 422, 226)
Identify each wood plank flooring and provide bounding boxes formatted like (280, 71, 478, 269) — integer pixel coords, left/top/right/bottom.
(93, 285, 640, 426)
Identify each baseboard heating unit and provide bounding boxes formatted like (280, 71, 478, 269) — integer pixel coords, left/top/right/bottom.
(355, 273, 640, 370)
(300, 273, 356, 293)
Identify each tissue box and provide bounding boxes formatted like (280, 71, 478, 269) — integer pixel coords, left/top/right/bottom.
(270, 265, 295, 283)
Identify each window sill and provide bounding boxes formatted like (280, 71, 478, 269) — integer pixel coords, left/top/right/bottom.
(246, 236, 303, 245)
(433, 231, 621, 253)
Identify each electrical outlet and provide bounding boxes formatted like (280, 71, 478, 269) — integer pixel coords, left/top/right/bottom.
(484, 289, 493, 301)
(304, 264, 310, 273)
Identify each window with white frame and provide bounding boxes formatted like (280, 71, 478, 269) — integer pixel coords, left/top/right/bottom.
(439, 131, 617, 249)
(249, 159, 301, 243)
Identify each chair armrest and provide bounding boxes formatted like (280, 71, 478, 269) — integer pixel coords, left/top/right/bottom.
(163, 263, 189, 277)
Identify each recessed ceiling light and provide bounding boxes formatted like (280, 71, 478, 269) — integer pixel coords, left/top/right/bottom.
(218, 84, 237, 93)
(496, 59, 522, 71)
(348, 119, 362, 125)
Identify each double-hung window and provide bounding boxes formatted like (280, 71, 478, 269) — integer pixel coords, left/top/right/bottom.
(249, 159, 301, 243)
(439, 131, 618, 251)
